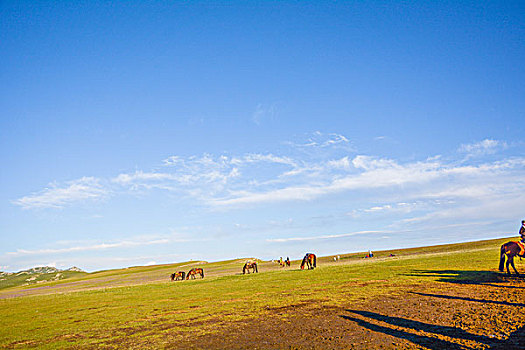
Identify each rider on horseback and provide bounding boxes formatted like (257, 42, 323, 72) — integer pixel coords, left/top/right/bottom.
(520, 220, 525, 243)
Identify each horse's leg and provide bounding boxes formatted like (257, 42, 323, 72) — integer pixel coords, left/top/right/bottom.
(499, 246, 506, 272)
(506, 257, 512, 275)
(510, 256, 520, 275)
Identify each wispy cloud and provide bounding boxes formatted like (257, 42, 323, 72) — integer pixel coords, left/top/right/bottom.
(13, 135, 525, 218)
(252, 103, 277, 125)
(287, 131, 353, 150)
(267, 230, 384, 242)
(212, 155, 525, 207)
(458, 139, 507, 158)
(13, 177, 108, 209)
(6, 238, 170, 257)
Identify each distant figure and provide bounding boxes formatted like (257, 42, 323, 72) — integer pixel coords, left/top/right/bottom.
(520, 220, 525, 243)
(368, 250, 373, 258)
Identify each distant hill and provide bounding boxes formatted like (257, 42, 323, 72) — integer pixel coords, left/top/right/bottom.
(0, 266, 87, 290)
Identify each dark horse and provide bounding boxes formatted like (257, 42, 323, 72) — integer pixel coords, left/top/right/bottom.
(243, 261, 258, 274)
(170, 271, 186, 281)
(300, 253, 316, 270)
(499, 241, 525, 275)
(186, 267, 205, 280)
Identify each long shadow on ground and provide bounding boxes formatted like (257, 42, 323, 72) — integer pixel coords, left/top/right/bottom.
(409, 291, 525, 307)
(341, 310, 500, 349)
(404, 270, 524, 288)
(490, 325, 525, 349)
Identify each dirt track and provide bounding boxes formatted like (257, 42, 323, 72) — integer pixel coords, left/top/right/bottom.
(164, 272, 525, 349)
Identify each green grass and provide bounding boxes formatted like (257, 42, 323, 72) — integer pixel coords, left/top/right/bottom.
(0, 237, 520, 348)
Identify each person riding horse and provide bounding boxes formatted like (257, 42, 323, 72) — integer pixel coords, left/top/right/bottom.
(520, 220, 525, 243)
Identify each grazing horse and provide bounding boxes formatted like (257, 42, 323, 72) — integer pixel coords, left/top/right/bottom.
(499, 241, 525, 275)
(186, 268, 205, 280)
(280, 258, 291, 267)
(243, 261, 258, 274)
(300, 253, 317, 270)
(170, 271, 186, 281)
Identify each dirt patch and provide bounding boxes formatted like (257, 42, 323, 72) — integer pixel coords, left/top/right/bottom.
(158, 274, 525, 349)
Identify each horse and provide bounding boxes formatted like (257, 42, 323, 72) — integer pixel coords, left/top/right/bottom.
(499, 241, 525, 275)
(170, 271, 186, 281)
(279, 257, 290, 267)
(243, 261, 258, 274)
(300, 253, 316, 270)
(186, 267, 205, 280)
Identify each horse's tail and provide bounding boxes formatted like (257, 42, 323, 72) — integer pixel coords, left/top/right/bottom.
(170, 273, 175, 281)
(186, 269, 192, 280)
(499, 244, 507, 272)
(313, 254, 316, 268)
(243, 264, 246, 274)
(200, 269, 204, 278)
(181, 272, 186, 280)
(255, 262, 258, 273)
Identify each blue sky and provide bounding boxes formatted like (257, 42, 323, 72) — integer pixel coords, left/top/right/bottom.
(1, 1, 524, 272)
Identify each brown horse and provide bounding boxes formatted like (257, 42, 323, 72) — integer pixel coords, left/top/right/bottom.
(186, 268, 205, 280)
(499, 241, 525, 275)
(279, 257, 291, 267)
(243, 261, 258, 274)
(170, 271, 186, 281)
(300, 253, 316, 270)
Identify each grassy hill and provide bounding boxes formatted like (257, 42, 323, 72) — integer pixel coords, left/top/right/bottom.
(0, 267, 87, 290)
(0, 237, 522, 349)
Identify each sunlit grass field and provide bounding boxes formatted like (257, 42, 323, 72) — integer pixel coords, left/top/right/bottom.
(0, 237, 517, 348)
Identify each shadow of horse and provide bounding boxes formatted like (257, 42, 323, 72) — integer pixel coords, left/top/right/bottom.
(403, 269, 524, 288)
(341, 309, 505, 349)
(408, 291, 525, 307)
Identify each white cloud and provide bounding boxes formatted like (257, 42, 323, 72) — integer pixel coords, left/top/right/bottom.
(458, 139, 507, 158)
(113, 171, 176, 185)
(14, 135, 524, 220)
(327, 156, 351, 170)
(211, 155, 525, 207)
(13, 177, 108, 209)
(288, 131, 352, 149)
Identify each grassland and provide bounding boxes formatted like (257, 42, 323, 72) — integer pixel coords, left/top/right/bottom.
(1, 237, 524, 349)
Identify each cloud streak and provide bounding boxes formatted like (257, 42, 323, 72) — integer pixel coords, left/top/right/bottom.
(13, 177, 108, 209)
(267, 230, 385, 242)
(6, 238, 170, 257)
